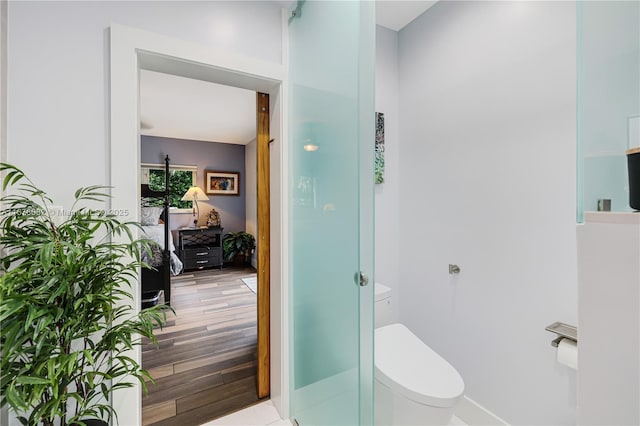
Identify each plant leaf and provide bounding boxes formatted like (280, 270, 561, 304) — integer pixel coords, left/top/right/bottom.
(15, 376, 50, 385)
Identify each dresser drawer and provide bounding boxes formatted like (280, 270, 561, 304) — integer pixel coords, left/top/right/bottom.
(183, 246, 215, 261)
(181, 246, 221, 270)
(185, 257, 215, 269)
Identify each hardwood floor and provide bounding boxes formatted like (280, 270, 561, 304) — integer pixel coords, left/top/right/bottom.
(142, 266, 261, 426)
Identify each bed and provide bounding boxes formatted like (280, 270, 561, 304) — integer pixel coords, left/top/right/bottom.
(140, 155, 183, 307)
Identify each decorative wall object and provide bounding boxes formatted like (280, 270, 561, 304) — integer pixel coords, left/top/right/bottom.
(207, 208, 222, 227)
(205, 170, 240, 195)
(375, 112, 385, 184)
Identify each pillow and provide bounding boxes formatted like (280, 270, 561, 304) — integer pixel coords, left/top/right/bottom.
(140, 206, 163, 226)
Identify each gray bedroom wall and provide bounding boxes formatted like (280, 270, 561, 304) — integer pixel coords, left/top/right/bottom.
(141, 135, 246, 235)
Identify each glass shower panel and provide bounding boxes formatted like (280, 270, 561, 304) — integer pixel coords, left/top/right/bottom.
(288, 1, 375, 425)
(577, 1, 640, 221)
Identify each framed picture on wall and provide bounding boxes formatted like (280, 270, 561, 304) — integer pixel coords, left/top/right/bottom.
(205, 170, 240, 195)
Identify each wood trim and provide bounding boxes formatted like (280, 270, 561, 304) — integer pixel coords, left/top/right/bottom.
(256, 92, 271, 398)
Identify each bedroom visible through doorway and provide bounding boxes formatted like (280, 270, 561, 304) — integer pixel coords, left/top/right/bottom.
(136, 70, 271, 425)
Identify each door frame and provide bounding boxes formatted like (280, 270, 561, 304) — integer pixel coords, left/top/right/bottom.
(110, 22, 290, 424)
(256, 92, 271, 398)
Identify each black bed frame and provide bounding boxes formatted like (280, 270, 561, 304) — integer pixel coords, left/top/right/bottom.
(141, 154, 171, 306)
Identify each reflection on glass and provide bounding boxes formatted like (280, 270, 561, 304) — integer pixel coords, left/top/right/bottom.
(577, 1, 640, 220)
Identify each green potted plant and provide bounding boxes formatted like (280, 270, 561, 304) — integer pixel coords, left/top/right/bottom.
(0, 163, 169, 426)
(222, 231, 256, 266)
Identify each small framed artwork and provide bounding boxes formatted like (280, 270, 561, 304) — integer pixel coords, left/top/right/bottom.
(205, 171, 240, 195)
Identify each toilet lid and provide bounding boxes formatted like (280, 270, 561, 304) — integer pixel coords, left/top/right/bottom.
(375, 324, 465, 408)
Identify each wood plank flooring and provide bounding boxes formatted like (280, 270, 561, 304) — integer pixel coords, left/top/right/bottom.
(142, 266, 260, 426)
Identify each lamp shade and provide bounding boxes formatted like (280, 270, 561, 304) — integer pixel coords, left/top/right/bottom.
(181, 186, 209, 202)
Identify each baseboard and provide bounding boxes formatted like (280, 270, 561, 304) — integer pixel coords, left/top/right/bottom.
(456, 396, 509, 426)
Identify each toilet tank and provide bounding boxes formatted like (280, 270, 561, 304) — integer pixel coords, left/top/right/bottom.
(375, 283, 393, 328)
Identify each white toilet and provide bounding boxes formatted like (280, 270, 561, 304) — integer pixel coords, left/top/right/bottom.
(375, 283, 464, 425)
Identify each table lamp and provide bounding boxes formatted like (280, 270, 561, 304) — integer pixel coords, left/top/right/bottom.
(181, 186, 209, 228)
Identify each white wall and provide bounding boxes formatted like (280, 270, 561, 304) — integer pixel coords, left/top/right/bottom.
(397, 2, 578, 424)
(577, 213, 640, 425)
(375, 25, 400, 309)
(246, 138, 258, 268)
(1, 0, 6, 166)
(6, 2, 283, 424)
(6, 0, 281, 207)
(0, 1, 7, 423)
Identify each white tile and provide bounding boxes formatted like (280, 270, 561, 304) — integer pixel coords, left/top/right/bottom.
(449, 415, 468, 425)
(199, 400, 464, 426)
(200, 400, 282, 426)
(266, 420, 292, 426)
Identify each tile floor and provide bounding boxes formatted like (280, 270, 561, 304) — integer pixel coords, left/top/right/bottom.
(450, 415, 467, 425)
(200, 400, 290, 426)
(199, 400, 467, 426)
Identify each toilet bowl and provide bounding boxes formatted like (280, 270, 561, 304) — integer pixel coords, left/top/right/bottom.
(375, 283, 464, 425)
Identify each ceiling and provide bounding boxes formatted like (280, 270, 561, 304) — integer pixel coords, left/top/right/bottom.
(376, 0, 438, 31)
(140, 70, 257, 145)
(139, 1, 437, 145)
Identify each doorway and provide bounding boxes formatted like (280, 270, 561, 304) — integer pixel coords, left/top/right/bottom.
(110, 25, 287, 426)
(137, 71, 270, 424)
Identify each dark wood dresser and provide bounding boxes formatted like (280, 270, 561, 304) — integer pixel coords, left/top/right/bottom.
(177, 227, 223, 270)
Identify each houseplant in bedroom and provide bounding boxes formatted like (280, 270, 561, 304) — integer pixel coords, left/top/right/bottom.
(0, 163, 169, 426)
(222, 231, 256, 266)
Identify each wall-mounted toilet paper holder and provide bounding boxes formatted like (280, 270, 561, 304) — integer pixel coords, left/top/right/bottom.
(545, 321, 578, 347)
